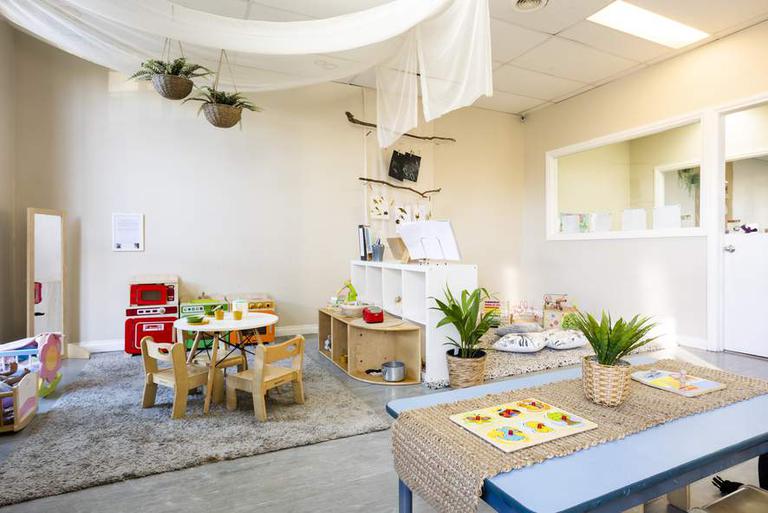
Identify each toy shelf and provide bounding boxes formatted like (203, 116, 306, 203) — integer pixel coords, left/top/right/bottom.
(317, 307, 421, 385)
(349, 260, 477, 386)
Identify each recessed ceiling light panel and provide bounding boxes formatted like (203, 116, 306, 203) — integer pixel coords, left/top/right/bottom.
(587, 0, 709, 49)
(512, 0, 549, 13)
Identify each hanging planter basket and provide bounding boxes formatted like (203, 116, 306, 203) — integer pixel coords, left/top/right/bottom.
(202, 104, 243, 128)
(150, 74, 193, 100)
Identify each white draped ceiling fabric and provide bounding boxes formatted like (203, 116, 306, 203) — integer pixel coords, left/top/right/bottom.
(1, 0, 492, 147)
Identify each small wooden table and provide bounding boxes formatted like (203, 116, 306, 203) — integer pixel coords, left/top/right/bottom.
(387, 355, 768, 513)
(174, 312, 278, 413)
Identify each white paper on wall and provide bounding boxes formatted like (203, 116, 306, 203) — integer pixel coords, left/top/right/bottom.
(112, 213, 144, 251)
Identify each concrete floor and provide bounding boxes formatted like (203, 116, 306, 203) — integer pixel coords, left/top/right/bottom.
(1, 338, 766, 513)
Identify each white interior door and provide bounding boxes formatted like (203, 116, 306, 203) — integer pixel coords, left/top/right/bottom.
(724, 233, 768, 357)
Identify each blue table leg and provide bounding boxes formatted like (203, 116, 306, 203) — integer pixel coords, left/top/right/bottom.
(399, 479, 413, 513)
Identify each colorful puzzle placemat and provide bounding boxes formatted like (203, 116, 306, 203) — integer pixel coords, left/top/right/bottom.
(632, 369, 726, 398)
(449, 398, 598, 454)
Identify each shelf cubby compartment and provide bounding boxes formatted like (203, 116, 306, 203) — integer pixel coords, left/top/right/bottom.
(331, 317, 349, 369)
(365, 265, 383, 305)
(402, 270, 427, 324)
(382, 268, 403, 316)
(350, 263, 367, 301)
(318, 309, 333, 360)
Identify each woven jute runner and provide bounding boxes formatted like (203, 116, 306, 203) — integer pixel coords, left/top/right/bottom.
(392, 359, 768, 513)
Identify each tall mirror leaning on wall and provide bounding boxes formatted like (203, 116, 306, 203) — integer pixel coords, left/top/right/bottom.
(555, 122, 702, 236)
(27, 209, 65, 339)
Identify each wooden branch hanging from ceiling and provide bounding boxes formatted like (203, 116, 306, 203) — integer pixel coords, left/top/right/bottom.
(345, 112, 456, 143)
(358, 177, 441, 198)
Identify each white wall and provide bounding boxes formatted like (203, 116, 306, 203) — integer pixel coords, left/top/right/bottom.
(7, 30, 523, 346)
(522, 20, 768, 347)
(0, 20, 14, 340)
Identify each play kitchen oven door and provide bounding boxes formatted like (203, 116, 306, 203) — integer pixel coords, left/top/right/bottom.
(129, 283, 176, 306)
(124, 306, 178, 355)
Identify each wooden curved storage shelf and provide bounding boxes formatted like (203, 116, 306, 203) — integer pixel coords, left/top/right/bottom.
(318, 308, 421, 385)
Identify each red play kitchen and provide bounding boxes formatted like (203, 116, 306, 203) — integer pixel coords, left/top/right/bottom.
(124, 275, 179, 354)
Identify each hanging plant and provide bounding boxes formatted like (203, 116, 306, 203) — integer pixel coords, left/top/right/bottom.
(676, 168, 700, 197)
(184, 86, 260, 128)
(130, 57, 211, 100)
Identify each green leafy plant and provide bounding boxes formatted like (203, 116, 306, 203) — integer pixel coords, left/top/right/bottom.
(571, 311, 658, 366)
(183, 86, 261, 112)
(560, 312, 579, 331)
(677, 167, 700, 197)
(432, 287, 496, 359)
(129, 58, 210, 81)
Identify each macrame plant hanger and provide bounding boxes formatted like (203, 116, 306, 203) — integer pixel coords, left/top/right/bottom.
(201, 49, 246, 129)
(151, 38, 194, 100)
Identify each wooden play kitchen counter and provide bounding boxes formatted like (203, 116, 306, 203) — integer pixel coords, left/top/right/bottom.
(318, 307, 421, 385)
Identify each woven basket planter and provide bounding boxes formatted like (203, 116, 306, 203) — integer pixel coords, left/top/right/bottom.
(582, 356, 632, 407)
(446, 350, 486, 389)
(202, 104, 242, 128)
(150, 74, 193, 100)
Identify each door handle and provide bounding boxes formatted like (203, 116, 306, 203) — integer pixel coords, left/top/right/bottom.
(724, 245, 736, 253)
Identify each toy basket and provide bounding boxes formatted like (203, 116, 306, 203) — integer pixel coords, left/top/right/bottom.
(150, 74, 193, 100)
(0, 371, 39, 433)
(582, 356, 632, 407)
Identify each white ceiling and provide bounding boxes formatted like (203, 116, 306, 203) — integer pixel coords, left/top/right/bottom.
(173, 1, 768, 115)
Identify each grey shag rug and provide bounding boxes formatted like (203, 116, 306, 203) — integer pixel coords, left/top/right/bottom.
(0, 352, 389, 506)
(481, 332, 664, 381)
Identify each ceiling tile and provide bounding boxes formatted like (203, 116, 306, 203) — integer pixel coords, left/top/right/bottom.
(474, 91, 547, 114)
(489, 0, 613, 34)
(490, 18, 551, 63)
(512, 37, 638, 83)
(493, 64, 585, 100)
(629, 0, 768, 35)
(559, 20, 671, 62)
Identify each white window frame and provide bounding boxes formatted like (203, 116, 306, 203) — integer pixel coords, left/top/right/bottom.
(545, 113, 707, 241)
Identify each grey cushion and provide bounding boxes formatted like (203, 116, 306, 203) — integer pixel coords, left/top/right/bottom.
(492, 333, 547, 353)
(495, 322, 543, 337)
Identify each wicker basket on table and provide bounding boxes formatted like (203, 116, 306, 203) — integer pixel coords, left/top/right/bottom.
(582, 356, 632, 406)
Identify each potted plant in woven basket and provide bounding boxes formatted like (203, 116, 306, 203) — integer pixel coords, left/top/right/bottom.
(130, 58, 210, 100)
(572, 311, 657, 407)
(432, 287, 495, 389)
(184, 86, 261, 128)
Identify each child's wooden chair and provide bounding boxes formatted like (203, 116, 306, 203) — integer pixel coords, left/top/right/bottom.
(225, 335, 305, 421)
(141, 336, 209, 419)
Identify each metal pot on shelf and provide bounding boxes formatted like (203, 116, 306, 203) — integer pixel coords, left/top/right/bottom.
(382, 361, 405, 382)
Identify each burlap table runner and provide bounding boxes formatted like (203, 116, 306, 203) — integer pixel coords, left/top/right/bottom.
(392, 359, 768, 513)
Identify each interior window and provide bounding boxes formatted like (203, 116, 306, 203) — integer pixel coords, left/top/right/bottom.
(554, 122, 702, 235)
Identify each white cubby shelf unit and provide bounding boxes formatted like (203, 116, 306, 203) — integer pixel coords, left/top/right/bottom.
(350, 260, 478, 386)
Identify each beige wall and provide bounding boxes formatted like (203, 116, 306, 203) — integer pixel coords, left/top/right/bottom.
(11, 32, 367, 343)
(6, 30, 523, 345)
(0, 21, 14, 340)
(432, 107, 525, 301)
(522, 20, 768, 347)
(731, 158, 768, 228)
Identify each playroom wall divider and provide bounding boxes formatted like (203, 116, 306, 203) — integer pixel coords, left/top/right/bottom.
(350, 261, 477, 386)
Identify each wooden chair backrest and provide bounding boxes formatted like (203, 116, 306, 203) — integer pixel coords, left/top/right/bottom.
(140, 337, 186, 376)
(255, 335, 305, 372)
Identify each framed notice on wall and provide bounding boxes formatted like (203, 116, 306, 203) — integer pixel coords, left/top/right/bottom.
(112, 213, 144, 252)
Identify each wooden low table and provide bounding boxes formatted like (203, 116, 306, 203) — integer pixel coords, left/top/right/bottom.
(318, 307, 421, 385)
(387, 355, 768, 513)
